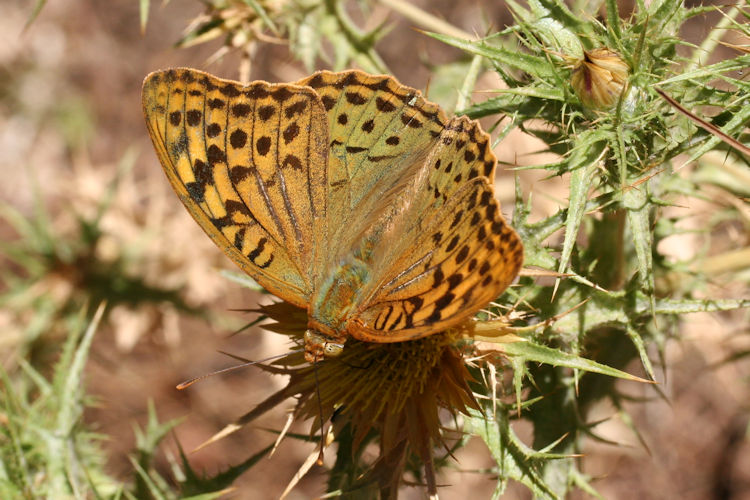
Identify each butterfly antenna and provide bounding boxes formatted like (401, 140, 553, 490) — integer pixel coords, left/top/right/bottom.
(176, 349, 303, 390)
(313, 359, 326, 465)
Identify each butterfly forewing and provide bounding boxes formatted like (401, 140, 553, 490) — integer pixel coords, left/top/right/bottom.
(142, 68, 329, 307)
(296, 71, 448, 254)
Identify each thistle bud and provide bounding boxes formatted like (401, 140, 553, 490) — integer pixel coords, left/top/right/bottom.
(571, 48, 629, 109)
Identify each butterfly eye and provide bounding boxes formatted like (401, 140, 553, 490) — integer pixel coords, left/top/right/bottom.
(304, 330, 344, 359)
(323, 342, 344, 357)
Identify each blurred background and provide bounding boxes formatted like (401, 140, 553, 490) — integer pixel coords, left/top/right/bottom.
(1, 0, 748, 498)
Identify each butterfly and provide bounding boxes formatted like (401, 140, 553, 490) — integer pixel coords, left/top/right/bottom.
(142, 68, 523, 363)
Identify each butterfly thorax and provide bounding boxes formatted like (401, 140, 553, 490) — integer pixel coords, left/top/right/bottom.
(305, 258, 371, 362)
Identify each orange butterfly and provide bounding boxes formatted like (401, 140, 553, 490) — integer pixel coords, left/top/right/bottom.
(142, 68, 522, 362)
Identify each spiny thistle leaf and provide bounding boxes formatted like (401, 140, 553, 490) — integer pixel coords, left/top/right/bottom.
(465, 406, 564, 499)
(497, 339, 652, 382)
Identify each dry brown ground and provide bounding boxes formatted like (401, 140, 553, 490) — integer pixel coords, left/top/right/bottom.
(2, 1, 749, 499)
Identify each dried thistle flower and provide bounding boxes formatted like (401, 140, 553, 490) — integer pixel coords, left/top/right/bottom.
(215, 301, 483, 497)
(570, 48, 629, 110)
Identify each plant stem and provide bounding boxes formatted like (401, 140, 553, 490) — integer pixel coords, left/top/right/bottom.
(456, 55, 483, 111)
(687, 4, 742, 71)
(327, 0, 388, 73)
(379, 0, 475, 40)
(696, 247, 750, 274)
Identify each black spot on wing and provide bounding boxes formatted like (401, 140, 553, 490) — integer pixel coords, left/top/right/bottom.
(272, 87, 293, 102)
(245, 85, 269, 99)
(186, 110, 202, 126)
(447, 273, 463, 289)
(285, 100, 307, 118)
(484, 160, 494, 177)
(479, 261, 491, 275)
(207, 144, 226, 165)
(207, 123, 222, 137)
(283, 123, 299, 144)
(345, 92, 367, 105)
(230, 165, 252, 183)
(225, 200, 252, 219)
(258, 105, 276, 121)
(446, 235, 460, 252)
(455, 245, 470, 264)
(186, 182, 204, 202)
(230, 129, 247, 149)
(282, 154, 302, 170)
(256, 136, 271, 156)
(376, 97, 396, 112)
(434, 292, 455, 312)
(321, 95, 335, 111)
(433, 267, 444, 286)
(220, 84, 241, 97)
(232, 103, 251, 117)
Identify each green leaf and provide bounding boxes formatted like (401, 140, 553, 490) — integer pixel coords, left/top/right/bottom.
(506, 0, 582, 56)
(604, 0, 623, 43)
(659, 55, 750, 85)
(241, 0, 280, 36)
(500, 340, 650, 382)
(626, 324, 655, 380)
(648, 297, 750, 315)
(648, 0, 684, 31)
(461, 93, 552, 119)
(557, 130, 609, 276)
(179, 442, 274, 497)
(533, 0, 589, 35)
(426, 32, 555, 79)
(465, 406, 561, 499)
(132, 401, 181, 462)
(493, 86, 567, 101)
(623, 179, 654, 292)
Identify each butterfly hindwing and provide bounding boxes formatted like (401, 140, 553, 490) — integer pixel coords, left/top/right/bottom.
(348, 166, 523, 342)
(349, 173, 522, 340)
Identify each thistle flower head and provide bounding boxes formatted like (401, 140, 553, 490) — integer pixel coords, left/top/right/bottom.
(570, 48, 629, 110)
(246, 302, 481, 496)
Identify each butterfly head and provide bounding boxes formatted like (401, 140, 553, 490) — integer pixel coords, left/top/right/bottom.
(304, 330, 345, 363)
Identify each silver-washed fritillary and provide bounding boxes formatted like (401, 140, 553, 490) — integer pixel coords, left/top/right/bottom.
(141, 68, 523, 362)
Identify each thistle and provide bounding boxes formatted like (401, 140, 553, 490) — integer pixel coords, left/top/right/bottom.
(207, 301, 487, 498)
(570, 48, 629, 109)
